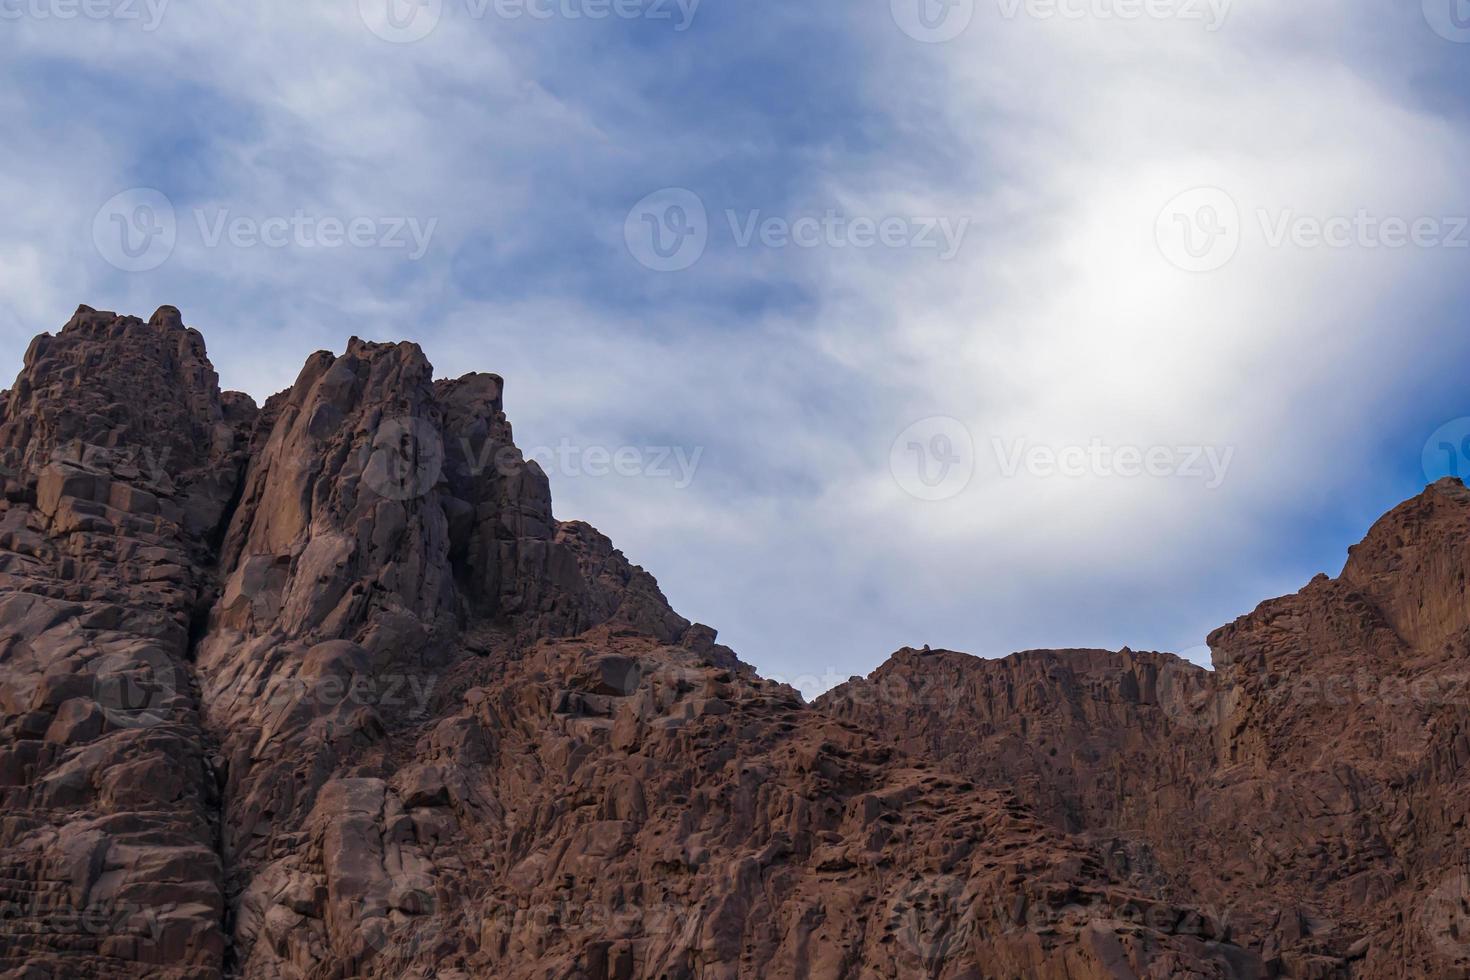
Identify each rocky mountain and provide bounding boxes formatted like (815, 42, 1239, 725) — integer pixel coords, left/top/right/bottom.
(818, 485, 1470, 978)
(0, 306, 1463, 979)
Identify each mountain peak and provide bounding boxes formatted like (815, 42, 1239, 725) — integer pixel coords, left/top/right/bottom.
(1, 307, 1468, 977)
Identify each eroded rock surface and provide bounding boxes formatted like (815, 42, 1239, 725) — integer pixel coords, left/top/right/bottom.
(819, 479, 1470, 978)
(0, 306, 253, 979)
(0, 306, 1463, 978)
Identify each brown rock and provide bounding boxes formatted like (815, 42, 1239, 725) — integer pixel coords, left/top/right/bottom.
(0, 306, 1462, 978)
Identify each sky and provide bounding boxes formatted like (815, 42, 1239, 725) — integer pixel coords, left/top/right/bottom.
(3, 0, 1470, 697)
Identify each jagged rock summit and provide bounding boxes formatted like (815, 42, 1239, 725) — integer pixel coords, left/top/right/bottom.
(0, 306, 1465, 979)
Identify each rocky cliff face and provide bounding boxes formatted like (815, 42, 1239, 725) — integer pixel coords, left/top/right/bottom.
(819, 481, 1470, 979)
(0, 307, 252, 979)
(0, 306, 1463, 979)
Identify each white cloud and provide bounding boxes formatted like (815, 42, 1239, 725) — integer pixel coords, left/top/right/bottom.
(2, 0, 1467, 690)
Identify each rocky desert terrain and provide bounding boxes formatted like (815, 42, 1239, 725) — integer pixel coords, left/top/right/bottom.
(0, 306, 1467, 978)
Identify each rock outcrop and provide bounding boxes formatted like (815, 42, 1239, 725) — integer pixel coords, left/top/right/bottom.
(0, 307, 253, 978)
(818, 479, 1470, 978)
(0, 306, 1465, 978)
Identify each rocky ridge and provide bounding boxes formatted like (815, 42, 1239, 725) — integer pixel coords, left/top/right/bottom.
(818, 483, 1470, 978)
(0, 306, 1463, 978)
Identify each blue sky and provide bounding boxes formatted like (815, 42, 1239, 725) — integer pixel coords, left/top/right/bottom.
(3, 0, 1470, 696)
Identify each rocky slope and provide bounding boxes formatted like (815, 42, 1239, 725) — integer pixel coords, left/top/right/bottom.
(0, 306, 1463, 978)
(819, 482, 1470, 978)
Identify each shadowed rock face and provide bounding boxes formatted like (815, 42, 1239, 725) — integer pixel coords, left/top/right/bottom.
(0, 307, 1461, 979)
